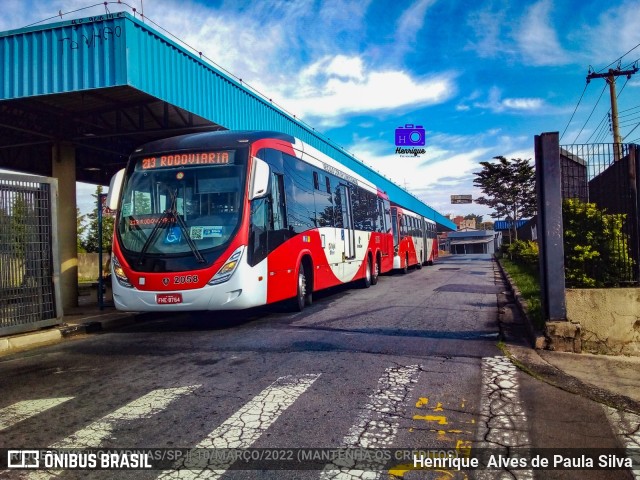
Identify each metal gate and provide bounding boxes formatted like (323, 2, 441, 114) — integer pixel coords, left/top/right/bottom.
(0, 173, 60, 336)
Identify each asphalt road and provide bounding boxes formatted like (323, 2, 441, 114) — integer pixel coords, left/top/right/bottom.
(0, 255, 636, 479)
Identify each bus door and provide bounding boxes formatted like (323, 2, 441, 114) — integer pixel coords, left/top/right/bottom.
(391, 208, 400, 248)
(421, 217, 427, 264)
(339, 184, 355, 260)
(378, 198, 390, 258)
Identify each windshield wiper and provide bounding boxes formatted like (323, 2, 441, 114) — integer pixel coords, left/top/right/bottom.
(136, 207, 171, 266)
(136, 189, 205, 265)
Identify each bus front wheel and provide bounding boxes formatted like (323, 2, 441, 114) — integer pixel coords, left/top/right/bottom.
(291, 263, 312, 312)
(360, 257, 372, 288)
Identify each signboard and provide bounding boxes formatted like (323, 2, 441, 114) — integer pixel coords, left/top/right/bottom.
(100, 193, 114, 216)
(451, 195, 472, 204)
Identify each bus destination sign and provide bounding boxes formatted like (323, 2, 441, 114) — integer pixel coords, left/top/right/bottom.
(138, 151, 233, 170)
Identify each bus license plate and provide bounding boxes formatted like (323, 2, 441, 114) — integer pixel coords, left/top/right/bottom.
(156, 293, 183, 304)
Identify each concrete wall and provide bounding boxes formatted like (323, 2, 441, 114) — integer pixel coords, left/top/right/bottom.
(566, 288, 640, 356)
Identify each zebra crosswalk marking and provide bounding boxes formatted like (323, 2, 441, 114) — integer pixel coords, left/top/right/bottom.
(24, 385, 200, 480)
(319, 365, 421, 480)
(475, 356, 533, 480)
(157, 373, 321, 480)
(0, 397, 74, 431)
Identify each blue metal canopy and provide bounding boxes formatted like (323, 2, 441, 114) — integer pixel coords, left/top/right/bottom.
(0, 11, 454, 230)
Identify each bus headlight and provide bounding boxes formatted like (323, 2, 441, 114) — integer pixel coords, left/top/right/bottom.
(112, 255, 133, 288)
(208, 246, 244, 285)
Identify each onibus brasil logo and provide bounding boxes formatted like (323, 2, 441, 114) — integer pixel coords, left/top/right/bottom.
(395, 124, 426, 157)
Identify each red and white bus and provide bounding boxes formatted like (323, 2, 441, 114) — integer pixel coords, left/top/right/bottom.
(390, 205, 438, 273)
(106, 131, 396, 312)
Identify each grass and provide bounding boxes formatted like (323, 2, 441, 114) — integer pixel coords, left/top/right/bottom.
(499, 257, 544, 330)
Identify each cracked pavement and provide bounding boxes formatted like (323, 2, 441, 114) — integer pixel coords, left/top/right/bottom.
(0, 255, 637, 479)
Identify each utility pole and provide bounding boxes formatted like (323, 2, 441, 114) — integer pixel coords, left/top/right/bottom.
(587, 65, 638, 160)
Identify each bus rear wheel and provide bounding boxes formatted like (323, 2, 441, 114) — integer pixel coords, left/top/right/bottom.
(371, 258, 379, 285)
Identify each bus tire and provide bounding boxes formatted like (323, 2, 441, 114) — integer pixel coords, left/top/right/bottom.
(371, 257, 379, 286)
(290, 263, 310, 312)
(360, 257, 372, 288)
(417, 252, 423, 269)
(402, 255, 409, 274)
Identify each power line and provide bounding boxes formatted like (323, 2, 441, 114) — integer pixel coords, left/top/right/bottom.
(623, 121, 640, 141)
(584, 112, 609, 144)
(572, 83, 607, 144)
(598, 43, 640, 72)
(560, 83, 589, 142)
(618, 105, 640, 117)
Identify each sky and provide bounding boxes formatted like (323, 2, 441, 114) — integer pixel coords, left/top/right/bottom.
(3, 0, 640, 222)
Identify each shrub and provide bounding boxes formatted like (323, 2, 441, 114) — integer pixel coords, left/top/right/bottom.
(507, 239, 539, 266)
(562, 198, 634, 287)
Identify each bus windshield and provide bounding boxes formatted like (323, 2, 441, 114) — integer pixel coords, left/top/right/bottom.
(117, 150, 245, 257)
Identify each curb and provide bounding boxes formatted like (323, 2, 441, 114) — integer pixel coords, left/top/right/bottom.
(494, 257, 546, 349)
(0, 329, 62, 355)
(494, 257, 640, 414)
(505, 343, 640, 415)
(0, 311, 140, 357)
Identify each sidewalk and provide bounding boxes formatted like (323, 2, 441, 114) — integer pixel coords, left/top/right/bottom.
(0, 286, 140, 357)
(496, 263, 640, 414)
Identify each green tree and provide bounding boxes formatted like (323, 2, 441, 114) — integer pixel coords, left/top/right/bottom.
(82, 185, 114, 253)
(473, 156, 536, 241)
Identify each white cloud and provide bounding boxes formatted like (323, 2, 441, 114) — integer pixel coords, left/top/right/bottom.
(502, 98, 544, 110)
(473, 87, 545, 113)
(393, 0, 437, 58)
(516, 0, 570, 66)
(464, 3, 515, 59)
(577, 1, 640, 66)
(268, 55, 455, 124)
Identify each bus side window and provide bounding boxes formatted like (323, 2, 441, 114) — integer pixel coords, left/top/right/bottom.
(271, 173, 287, 231)
(248, 197, 268, 266)
(268, 173, 290, 253)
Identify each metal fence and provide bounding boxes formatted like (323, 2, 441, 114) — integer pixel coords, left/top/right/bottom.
(0, 173, 60, 335)
(559, 143, 639, 287)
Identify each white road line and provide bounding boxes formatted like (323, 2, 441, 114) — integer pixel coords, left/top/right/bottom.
(25, 385, 200, 480)
(476, 355, 533, 480)
(157, 373, 321, 480)
(0, 397, 74, 431)
(320, 364, 421, 480)
(604, 406, 640, 479)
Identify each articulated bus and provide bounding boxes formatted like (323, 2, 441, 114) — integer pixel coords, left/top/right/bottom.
(390, 205, 438, 273)
(106, 131, 399, 312)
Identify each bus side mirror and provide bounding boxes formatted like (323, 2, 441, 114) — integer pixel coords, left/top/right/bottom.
(107, 169, 125, 210)
(249, 157, 270, 200)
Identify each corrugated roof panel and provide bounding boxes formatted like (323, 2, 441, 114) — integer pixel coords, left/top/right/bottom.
(0, 18, 127, 98)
